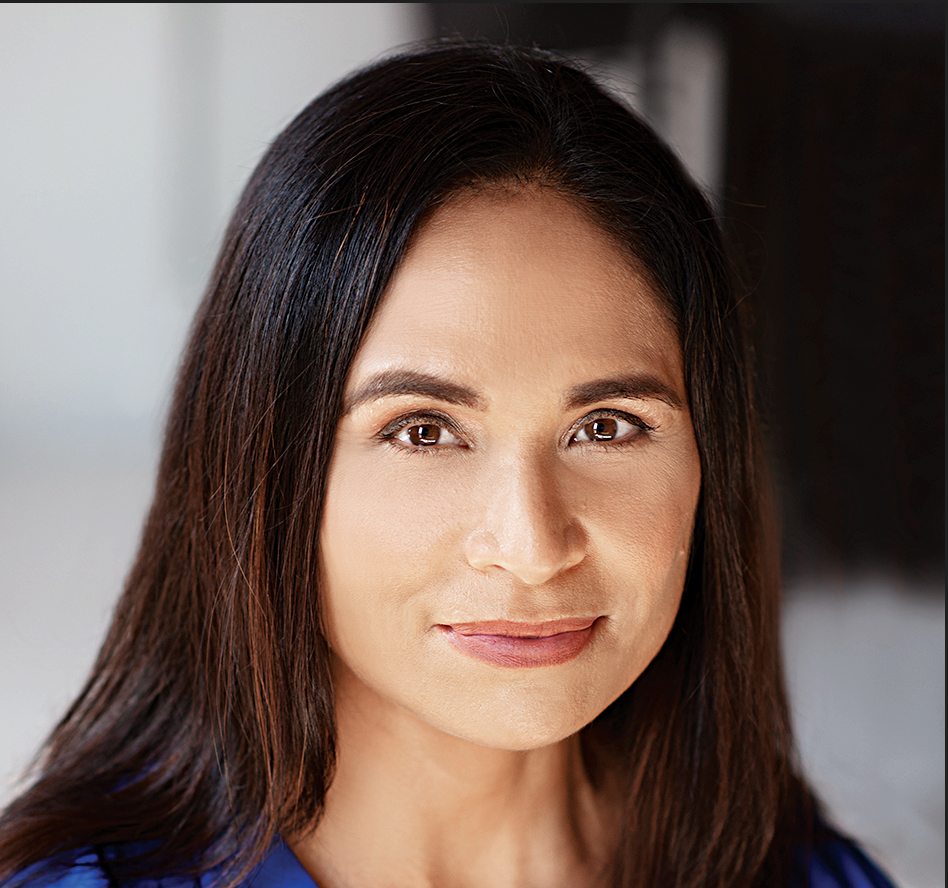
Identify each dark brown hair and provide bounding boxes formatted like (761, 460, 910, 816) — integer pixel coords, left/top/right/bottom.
(0, 43, 819, 887)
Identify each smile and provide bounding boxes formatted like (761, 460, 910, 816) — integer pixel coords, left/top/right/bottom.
(440, 617, 600, 668)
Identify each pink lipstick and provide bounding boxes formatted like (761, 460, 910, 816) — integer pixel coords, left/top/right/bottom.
(441, 617, 598, 668)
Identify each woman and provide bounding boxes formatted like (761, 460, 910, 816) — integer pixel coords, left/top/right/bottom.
(0, 43, 896, 888)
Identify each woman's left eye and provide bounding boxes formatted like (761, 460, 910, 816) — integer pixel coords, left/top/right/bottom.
(569, 413, 648, 445)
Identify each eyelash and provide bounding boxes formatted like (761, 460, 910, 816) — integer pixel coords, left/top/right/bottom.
(377, 411, 467, 454)
(376, 408, 656, 453)
(569, 409, 655, 448)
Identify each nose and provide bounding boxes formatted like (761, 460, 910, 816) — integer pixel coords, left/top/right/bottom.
(463, 454, 587, 586)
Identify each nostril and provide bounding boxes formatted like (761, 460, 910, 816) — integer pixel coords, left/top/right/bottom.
(460, 462, 587, 584)
(462, 520, 587, 586)
(463, 529, 501, 573)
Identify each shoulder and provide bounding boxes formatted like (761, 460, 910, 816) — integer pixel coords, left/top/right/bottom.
(800, 836, 899, 888)
(4, 841, 315, 888)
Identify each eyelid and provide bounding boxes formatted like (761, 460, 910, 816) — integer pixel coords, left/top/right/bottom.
(566, 407, 655, 446)
(373, 406, 655, 450)
(376, 410, 468, 447)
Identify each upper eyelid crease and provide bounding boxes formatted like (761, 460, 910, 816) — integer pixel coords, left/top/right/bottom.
(380, 413, 467, 451)
(567, 410, 653, 446)
(573, 407, 655, 429)
(380, 407, 650, 432)
(378, 408, 651, 451)
(379, 411, 460, 437)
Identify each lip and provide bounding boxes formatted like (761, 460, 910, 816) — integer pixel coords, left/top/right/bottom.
(440, 617, 599, 668)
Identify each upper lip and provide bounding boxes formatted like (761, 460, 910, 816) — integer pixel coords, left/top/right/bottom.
(444, 617, 598, 638)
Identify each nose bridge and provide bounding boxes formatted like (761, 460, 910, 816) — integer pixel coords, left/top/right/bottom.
(464, 446, 585, 585)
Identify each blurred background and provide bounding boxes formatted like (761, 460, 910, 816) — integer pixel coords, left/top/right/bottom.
(0, 4, 943, 885)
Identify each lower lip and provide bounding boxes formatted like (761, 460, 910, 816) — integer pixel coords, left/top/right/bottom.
(442, 623, 597, 668)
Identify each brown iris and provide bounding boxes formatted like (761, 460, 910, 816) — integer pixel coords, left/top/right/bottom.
(586, 418, 619, 441)
(408, 424, 441, 446)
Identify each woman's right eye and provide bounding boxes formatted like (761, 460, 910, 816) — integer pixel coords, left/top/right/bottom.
(383, 416, 466, 450)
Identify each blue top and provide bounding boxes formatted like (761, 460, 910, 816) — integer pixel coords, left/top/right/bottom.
(6, 835, 898, 888)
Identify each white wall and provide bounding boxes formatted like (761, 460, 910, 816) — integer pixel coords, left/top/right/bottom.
(1, 3, 419, 445)
(1, 4, 173, 433)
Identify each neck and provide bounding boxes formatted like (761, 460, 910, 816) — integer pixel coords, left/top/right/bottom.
(290, 662, 615, 888)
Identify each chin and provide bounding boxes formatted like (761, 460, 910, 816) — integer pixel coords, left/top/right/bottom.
(451, 723, 584, 752)
(428, 692, 611, 752)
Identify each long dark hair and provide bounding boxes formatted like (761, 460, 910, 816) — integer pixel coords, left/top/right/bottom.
(0, 43, 818, 887)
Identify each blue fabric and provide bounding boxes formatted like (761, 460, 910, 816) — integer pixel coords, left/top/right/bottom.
(3, 843, 315, 888)
(242, 842, 314, 888)
(805, 838, 899, 888)
(7, 835, 897, 888)
(5, 850, 112, 888)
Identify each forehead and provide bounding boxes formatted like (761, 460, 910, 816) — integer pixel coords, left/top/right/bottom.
(351, 188, 684, 394)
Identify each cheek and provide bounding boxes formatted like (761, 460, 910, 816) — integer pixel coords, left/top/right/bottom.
(630, 454, 700, 573)
(576, 445, 700, 573)
(573, 448, 700, 672)
(318, 445, 469, 655)
(321, 452, 465, 577)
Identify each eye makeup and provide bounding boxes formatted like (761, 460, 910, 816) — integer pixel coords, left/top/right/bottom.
(376, 410, 470, 452)
(369, 404, 659, 456)
(566, 408, 655, 448)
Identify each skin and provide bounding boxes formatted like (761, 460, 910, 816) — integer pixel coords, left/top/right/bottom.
(293, 187, 702, 888)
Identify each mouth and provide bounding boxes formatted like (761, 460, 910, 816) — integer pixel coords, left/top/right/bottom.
(439, 617, 600, 668)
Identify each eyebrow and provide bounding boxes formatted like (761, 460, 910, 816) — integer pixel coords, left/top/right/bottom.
(343, 369, 685, 416)
(342, 369, 487, 415)
(565, 374, 685, 411)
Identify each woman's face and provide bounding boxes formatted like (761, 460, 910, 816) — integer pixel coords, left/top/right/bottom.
(319, 188, 701, 751)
